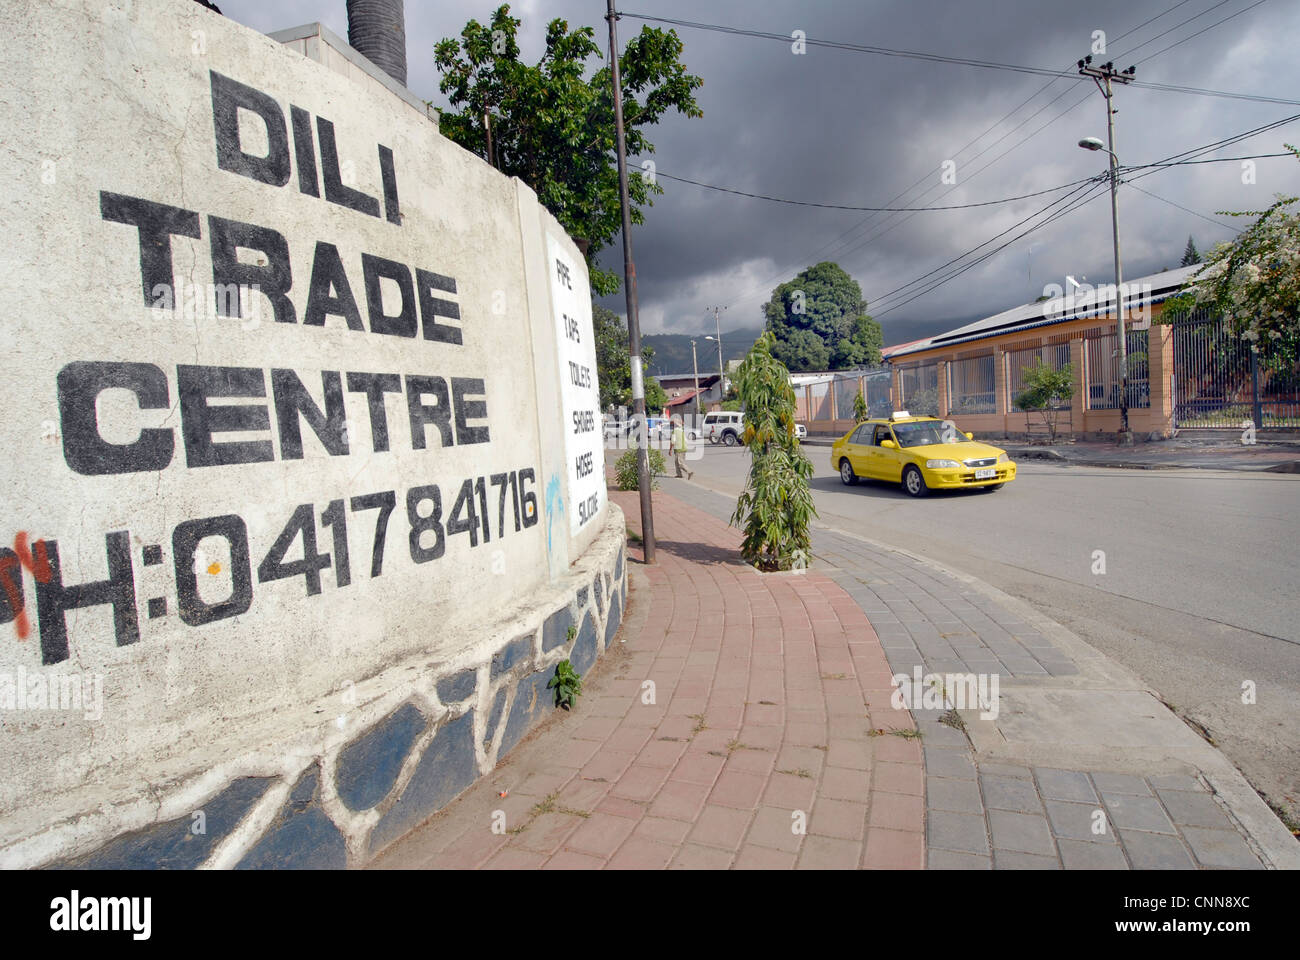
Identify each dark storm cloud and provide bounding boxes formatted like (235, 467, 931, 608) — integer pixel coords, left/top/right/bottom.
(216, 0, 1300, 345)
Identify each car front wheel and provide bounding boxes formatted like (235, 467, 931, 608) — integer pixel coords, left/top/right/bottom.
(839, 459, 858, 485)
(902, 465, 929, 498)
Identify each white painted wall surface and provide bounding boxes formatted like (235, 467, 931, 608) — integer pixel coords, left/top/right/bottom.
(0, 0, 605, 856)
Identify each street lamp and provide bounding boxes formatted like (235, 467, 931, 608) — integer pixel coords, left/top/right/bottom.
(690, 339, 701, 418)
(1078, 134, 1133, 444)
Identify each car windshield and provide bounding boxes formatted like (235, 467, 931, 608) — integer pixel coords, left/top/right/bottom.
(891, 420, 966, 448)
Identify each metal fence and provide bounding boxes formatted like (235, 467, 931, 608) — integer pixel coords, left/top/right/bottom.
(808, 379, 833, 421)
(833, 368, 893, 420)
(947, 353, 997, 414)
(1086, 328, 1150, 410)
(897, 361, 939, 415)
(1006, 340, 1072, 409)
(1171, 313, 1300, 428)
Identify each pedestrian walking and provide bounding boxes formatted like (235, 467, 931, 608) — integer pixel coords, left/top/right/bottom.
(671, 415, 694, 480)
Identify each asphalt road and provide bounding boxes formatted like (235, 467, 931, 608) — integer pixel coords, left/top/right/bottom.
(645, 441, 1300, 825)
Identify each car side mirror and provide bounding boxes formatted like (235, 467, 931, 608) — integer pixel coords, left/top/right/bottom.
(881, 439, 896, 449)
(965, 432, 974, 440)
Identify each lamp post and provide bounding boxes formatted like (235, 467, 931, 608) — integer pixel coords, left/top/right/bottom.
(690, 339, 701, 418)
(1079, 135, 1131, 444)
(1078, 56, 1136, 445)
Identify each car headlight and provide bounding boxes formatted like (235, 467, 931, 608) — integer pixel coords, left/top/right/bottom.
(997, 453, 1009, 463)
(926, 459, 961, 469)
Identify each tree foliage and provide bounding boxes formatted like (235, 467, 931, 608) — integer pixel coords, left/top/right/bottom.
(762, 262, 883, 372)
(853, 389, 869, 423)
(729, 333, 817, 571)
(1013, 361, 1074, 443)
(1180, 235, 1200, 267)
(433, 4, 703, 295)
(594, 303, 668, 412)
(1166, 145, 1300, 353)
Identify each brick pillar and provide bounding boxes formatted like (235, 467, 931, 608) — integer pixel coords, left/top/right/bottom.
(993, 345, 1008, 434)
(936, 361, 949, 417)
(891, 367, 901, 411)
(1070, 338, 1085, 437)
(1147, 323, 1174, 437)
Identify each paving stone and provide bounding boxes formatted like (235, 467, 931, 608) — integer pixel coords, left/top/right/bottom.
(927, 849, 991, 869)
(1180, 827, 1263, 869)
(980, 775, 1043, 814)
(1156, 789, 1234, 830)
(1090, 772, 1152, 797)
(926, 776, 983, 814)
(1044, 799, 1115, 842)
(924, 746, 976, 780)
(988, 809, 1056, 857)
(1034, 768, 1098, 802)
(915, 720, 968, 747)
(927, 810, 989, 855)
(993, 850, 1061, 869)
(1119, 830, 1197, 869)
(978, 762, 1032, 780)
(1057, 839, 1129, 869)
(1102, 794, 1176, 835)
(1147, 774, 1207, 793)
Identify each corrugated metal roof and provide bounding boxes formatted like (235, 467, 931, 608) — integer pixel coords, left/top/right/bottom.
(888, 265, 1199, 359)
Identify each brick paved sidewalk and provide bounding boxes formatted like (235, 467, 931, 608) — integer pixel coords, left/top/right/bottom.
(666, 479, 1273, 870)
(369, 487, 925, 869)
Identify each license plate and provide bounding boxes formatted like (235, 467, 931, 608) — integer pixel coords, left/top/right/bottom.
(975, 468, 996, 480)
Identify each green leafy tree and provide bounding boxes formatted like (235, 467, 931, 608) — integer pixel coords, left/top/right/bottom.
(1013, 361, 1074, 443)
(1180, 235, 1200, 267)
(594, 303, 668, 411)
(1166, 146, 1300, 355)
(730, 333, 818, 571)
(853, 390, 869, 423)
(763, 262, 882, 372)
(433, 5, 703, 295)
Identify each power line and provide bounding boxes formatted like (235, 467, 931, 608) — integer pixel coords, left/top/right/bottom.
(707, 1, 1234, 313)
(873, 183, 1115, 317)
(1131, 0, 1272, 68)
(731, 3, 1275, 304)
(622, 7, 1299, 106)
(861, 112, 1300, 316)
(652, 171, 1099, 211)
(671, 4, 1294, 319)
(1125, 182, 1239, 229)
(867, 181, 1105, 311)
(860, 112, 1300, 314)
(1128, 150, 1296, 167)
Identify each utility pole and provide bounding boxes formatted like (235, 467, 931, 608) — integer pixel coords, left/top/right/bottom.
(690, 339, 701, 419)
(707, 305, 726, 393)
(1078, 55, 1135, 444)
(606, 0, 655, 561)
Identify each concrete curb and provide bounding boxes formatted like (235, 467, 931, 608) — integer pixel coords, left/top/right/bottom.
(673, 474, 1299, 868)
(803, 519, 1300, 870)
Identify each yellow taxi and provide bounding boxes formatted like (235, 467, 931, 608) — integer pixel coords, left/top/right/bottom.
(830, 412, 1016, 497)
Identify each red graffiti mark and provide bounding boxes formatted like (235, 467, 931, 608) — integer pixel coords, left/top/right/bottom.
(0, 532, 53, 640)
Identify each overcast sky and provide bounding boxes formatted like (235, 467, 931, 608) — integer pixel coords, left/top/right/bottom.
(215, 0, 1300, 347)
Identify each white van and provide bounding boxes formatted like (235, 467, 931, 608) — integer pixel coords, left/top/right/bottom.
(702, 411, 746, 446)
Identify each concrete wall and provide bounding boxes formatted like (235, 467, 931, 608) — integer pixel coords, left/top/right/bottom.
(0, 0, 618, 868)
